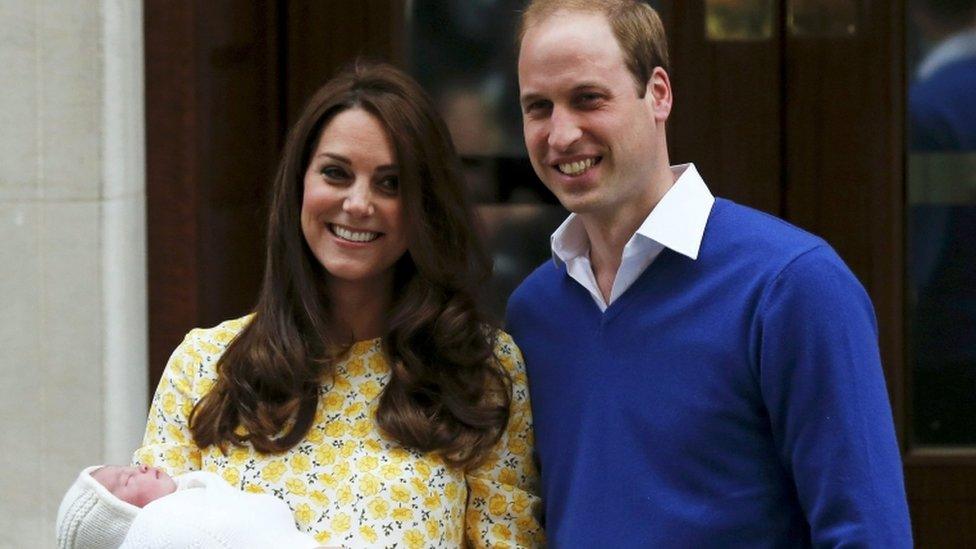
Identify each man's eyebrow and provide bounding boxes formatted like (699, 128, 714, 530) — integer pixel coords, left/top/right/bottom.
(519, 92, 545, 106)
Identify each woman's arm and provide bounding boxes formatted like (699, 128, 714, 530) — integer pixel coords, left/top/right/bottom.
(464, 332, 545, 548)
(131, 329, 211, 474)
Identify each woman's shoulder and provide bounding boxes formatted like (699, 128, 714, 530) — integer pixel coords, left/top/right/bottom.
(491, 329, 527, 378)
(181, 314, 254, 351)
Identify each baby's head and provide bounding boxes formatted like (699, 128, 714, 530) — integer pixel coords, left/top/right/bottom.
(55, 464, 177, 549)
(91, 464, 177, 507)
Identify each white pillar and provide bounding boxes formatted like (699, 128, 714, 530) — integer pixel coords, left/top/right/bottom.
(0, 0, 146, 545)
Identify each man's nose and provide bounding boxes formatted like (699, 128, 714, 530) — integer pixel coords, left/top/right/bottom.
(342, 179, 375, 217)
(547, 107, 582, 151)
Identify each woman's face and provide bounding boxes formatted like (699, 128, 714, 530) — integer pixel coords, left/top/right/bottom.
(301, 107, 409, 290)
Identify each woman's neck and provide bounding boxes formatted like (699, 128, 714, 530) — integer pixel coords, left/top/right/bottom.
(325, 274, 394, 342)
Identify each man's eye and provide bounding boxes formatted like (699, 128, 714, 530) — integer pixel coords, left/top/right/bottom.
(524, 100, 551, 115)
(576, 93, 602, 106)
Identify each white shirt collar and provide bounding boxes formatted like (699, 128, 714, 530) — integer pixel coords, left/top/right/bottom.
(551, 163, 714, 267)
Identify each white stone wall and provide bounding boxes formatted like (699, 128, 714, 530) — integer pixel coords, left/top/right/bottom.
(0, 0, 146, 546)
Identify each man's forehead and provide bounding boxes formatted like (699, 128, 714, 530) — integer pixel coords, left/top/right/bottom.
(519, 10, 626, 82)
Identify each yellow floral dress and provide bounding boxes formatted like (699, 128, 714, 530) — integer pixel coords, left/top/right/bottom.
(133, 316, 545, 548)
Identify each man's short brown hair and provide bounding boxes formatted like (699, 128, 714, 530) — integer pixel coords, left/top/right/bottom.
(518, 0, 670, 97)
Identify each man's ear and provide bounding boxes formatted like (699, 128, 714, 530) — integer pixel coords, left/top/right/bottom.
(645, 66, 672, 123)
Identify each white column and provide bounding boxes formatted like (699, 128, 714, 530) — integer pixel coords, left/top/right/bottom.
(0, 0, 146, 545)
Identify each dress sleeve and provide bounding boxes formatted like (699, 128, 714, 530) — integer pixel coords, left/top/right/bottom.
(132, 329, 207, 475)
(464, 332, 546, 548)
(756, 246, 912, 547)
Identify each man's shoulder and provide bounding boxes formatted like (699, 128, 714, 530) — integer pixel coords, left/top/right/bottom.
(507, 260, 565, 313)
(708, 198, 828, 264)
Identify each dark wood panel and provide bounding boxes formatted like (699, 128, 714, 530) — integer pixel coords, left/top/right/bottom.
(667, 0, 783, 215)
(284, 0, 407, 124)
(145, 0, 203, 393)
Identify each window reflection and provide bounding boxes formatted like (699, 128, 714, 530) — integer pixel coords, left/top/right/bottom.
(907, 0, 976, 444)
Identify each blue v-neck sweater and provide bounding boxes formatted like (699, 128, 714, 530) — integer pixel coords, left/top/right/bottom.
(506, 199, 911, 548)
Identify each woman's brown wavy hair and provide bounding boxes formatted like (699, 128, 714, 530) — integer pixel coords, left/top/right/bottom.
(188, 61, 510, 469)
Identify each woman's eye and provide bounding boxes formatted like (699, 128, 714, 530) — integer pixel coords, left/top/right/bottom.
(377, 176, 399, 194)
(320, 166, 348, 180)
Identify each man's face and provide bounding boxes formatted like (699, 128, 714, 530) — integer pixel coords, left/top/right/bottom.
(92, 465, 177, 507)
(519, 10, 666, 221)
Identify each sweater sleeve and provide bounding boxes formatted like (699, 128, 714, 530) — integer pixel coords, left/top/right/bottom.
(464, 332, 546, 548)
(132, 329, 208, 475)
(756, 246, 912, 547)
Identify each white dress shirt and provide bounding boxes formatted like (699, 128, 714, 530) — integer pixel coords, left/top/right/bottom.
(550, 163, 715, 312)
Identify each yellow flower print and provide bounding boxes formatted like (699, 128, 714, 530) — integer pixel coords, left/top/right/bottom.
(489, 494, 508, 516)
(244, 483, 264, 494)
(196, 377, 214, 394)
(367, 498, 390, 520)
(404, 529, 425, 549)
(444, 482, 459, 500)
(392, 506, 412, 521)
(352, 418, 372, 438)
(166, 424, 186, 444)
(164, 448, 186, 469)
(346, 357, 365, 376)
(390, 484, 411, 504)
(498, 467, 517, 487)
(359, 525, 378, 544)
(318, 471, 338, 488)
(357, 455, 379, 472)
(359, 380, 382, 400)
(491, 523, 513, 540)
(337, 484, 353, 505)
(323, 392, 344, 412)
(221, 467, 240, 486)
(380, 462, 401, 480)
(310, 490, 330, 507)
(198, 340, 220, 355)
(294, 503, 314, 526)
(325, 421, 347, 438)
(291, 453, 311, 474)
(367, 353, 386, 374)
(333, 461, 350, 478)
(330, 512, 351, 532)
(469, 481, 489, 500)
(314, 530, 332, 544)
(306, 427, 324, 444)
(339, 440, 357, 458)
(512, 491, 531, 514)
(413, 460, 431, 478)
(161, 393, 177, 415)
(425, 519, 440, 540)
(333, 376, 352, 392)
(229, 448, 249, 466)
(314, 445, 337, 465)
(181, 400, 193, 417)
(364, 439, 382, 453)
(388, 447, 409, 463)
(508, 436, 528, 456)
(285, 477, 308, 496)
(358, 474, 381, 496)
(213, 328, 235, 344)
(260, 461, 287, 483)
(423, 493, 440, 509)
(410, 477, 428, 496)
(344, 402, 364, 416)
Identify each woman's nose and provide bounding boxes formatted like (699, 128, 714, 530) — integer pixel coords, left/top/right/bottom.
(342, 181, 375, 217)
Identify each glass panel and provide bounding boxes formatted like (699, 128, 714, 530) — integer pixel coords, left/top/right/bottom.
(906, 0, 976, 444)
(706, 0, 774, 41)
(787, 0, 858, 37)
(408, 0, 566, 320)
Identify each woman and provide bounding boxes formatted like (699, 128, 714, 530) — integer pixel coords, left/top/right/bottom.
(134, 61, 543, 548)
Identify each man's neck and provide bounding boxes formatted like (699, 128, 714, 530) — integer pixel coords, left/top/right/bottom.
(580, 167, 676, 303)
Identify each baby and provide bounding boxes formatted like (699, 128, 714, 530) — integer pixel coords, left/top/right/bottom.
(56, 464, 325, 549)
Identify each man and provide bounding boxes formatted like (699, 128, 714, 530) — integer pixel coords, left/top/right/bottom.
(504, 0, 913, 546)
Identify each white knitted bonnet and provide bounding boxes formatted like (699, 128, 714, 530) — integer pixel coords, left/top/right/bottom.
(55, 465, 141, 549)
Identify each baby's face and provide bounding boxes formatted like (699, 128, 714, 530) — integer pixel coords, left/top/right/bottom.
(92, 465, 176, 507)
